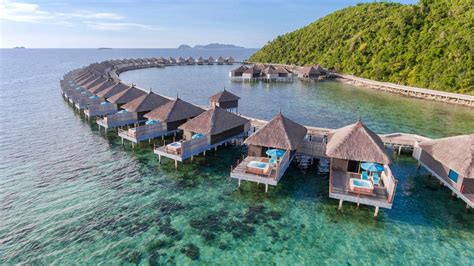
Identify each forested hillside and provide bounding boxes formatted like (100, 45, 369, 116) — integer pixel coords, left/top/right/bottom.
(250, 0, 473, 94)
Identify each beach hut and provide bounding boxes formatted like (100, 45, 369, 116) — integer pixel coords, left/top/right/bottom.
(154, 107, 250, 168)
(325, 120, 397, 216)
(207, 56, 215, 65)
(413, 134, 474, 208)
(229, 65, 248, 78)
(196, 56, 204, 65)
(226, 56, 235, 65)
(208, 89, 240, 112)
(216, 56, 225, 65)
(119, 98, 205, 144)
(230, 113, 307, 192)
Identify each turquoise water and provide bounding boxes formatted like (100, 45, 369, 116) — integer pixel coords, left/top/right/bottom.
(1, 49, 473, 264)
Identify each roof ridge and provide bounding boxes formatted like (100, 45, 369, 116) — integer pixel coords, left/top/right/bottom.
(278, 114, 293, 148)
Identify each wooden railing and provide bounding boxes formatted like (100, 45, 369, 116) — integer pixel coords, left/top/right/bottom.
(119, 123, 167, 138)
(99, 112, 137, 125)
(381, 165, 398, 203)
(275, 150, 291, 181)
(181, 136, 209, 157)
(86, 103, 118, 113)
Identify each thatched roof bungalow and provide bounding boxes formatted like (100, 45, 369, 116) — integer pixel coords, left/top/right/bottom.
(121, 91, 170, 120)
(196, 56, 204, 65)
(107, 86, 146, 108)
(298, 65, 325, 79)
(216, 56, 225, 65)
(187, 56, 195, 65)
(96, 83, 130, 100)
(88, 79, 117, 94)
(415, 134, 474, 207)
(207, 56, 215, 65)
(144, 98, 204, 131)
(325, 120, 397, 214)
(245, 113, 307, 157)
(179, 107, 249, 145)
(242, 66, 261, 79)
(208, 89, 240, 111)
(226, 56, 235, 64)
(229, 65, 248, 77)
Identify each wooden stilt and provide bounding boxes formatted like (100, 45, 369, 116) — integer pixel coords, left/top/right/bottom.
(191, 156, 194, 162)
(265, 184, 268, 193)
(203, 151, 206, 156)
(398, 146, 402, 155)
(374, 206, 380, 217)
(238, 179, 241, 187)
(121, 138, 124, 145)
(174, 160, 178, 169)
(158, 155, 161, 164)
(338, 199, 343, 210)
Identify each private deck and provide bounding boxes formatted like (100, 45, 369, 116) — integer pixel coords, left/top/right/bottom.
(230, 150, 293, 191)
(118, 123, 179, 144)
(96, 112, 141, 129)
(154, 132, 246, 167)
(329, 166, 397, 215)
(84, 103, 118, 118)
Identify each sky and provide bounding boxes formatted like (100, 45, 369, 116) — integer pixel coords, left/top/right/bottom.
(0, 0, 418, 48)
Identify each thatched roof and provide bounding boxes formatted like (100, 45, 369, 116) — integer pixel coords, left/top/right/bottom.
(300, 65, 324, 75)
(209, 89, 240, 102)
(419, 134, 474, 178)
(179, 107, 249, 135)
(89, 80, 117, 94)
(263, 66, 278, 75)
(107, 86, 146, 105)
(243, 66, 261, 74)
(244, 113, 307, 150)
(96, 83, 129, 98)
(326, 120, 391, 164)
(84, 77, 107, 90)
(77, 74, 99, 86)
(144, 98, 204, 122)
(276, 66, 290, 74)
(230, 65, 248, 74)
(122, 91, 170, 112)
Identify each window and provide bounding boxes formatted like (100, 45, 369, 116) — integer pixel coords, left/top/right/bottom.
(448, 170, 459, 182)
(347, 160, 360, 173)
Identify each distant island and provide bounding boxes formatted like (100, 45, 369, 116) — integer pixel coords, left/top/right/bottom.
(178, 43, 245, 49)
(13, 46, 26, 49)
(98, 48, 112, 50)
(250, 0, 473, 94)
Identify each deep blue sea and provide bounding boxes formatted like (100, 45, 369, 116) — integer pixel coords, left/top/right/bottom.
(1, 49, 473, 264)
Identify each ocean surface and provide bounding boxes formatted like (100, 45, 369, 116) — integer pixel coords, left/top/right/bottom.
(1, 49, 473, 264)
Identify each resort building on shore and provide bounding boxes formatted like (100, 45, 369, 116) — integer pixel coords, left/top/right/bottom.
(154, 107, 250, 168)
(119, 97, 204, 144)
(325, 120, 397, 216)
(413, 134, 473, 208)
(208, 89, 240, 113)
(230, 113, 308, 192)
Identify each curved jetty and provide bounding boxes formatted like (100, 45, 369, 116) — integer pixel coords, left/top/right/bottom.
(60, 57, 473, 216)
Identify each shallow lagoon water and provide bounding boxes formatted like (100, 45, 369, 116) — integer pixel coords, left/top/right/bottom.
(1, 49, 473, 264)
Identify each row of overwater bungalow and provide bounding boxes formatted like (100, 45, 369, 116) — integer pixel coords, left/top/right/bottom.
(229, 64, 331, 82)
(61, 60, 473, 216)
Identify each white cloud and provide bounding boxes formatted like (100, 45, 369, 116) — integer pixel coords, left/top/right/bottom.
(84, 21, 162, 31)
(0, 1, 50, 22)
(0, 0, 160, 31)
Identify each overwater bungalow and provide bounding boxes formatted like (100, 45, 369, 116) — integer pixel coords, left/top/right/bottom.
(177, 57, 186, 65)
(216, 56, 225, 65)
(186, 56, 196, 65)
(96, 82, 130, 100)
(196, 56, 204, 65)
(169, 57, 177, 65)
(242, 66, 261, 80)
(107, 86, 146, 109)
(97, 91, 170, 130)
(154, 107, 250, 168)
(298, 65, 326, 80)
(226, 56, 235, 65)
(209, 89, 240, 113)
(207, 56, 215, 65)
(74, 76, 108, 109)
(326, 120, 397, 216)
(119, 97, 204, 144)
(276, 66, 292, 79)
(229, 65, 248, 78)
(413, 134, 473, 208)
(230, 113, 307, 192)
(262, 66, 279, 81)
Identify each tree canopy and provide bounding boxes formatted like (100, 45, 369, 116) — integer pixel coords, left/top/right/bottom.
(250, 0, 473, 94)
